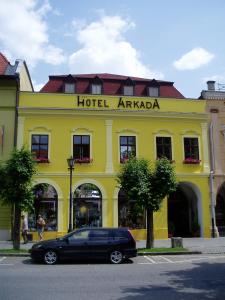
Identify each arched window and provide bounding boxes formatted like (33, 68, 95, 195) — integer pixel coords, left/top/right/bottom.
(118, 189, 145, 229)
(29, 184, 58, 231)
(74, 183, 102, 228)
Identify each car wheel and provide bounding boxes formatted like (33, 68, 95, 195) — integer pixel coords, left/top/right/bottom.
(44, 250, 58, 265)
(109, 250, 123, 264)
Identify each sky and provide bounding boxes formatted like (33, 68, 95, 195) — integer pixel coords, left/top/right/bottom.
(0, 0, 225, 98)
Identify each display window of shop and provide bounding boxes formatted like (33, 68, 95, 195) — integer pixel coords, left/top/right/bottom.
(156, 136, 172, 160)
(31, 134, 49, 162)
(73, 135, 91, 163)
(118, 189, 145, 229)
(73, 183, 102, 228)
(120, 136, 136, 163)
(28, 184, 58, 231)
(183, 137, 200, 164)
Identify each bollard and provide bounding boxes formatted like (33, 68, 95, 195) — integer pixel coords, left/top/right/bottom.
(171, 237, 183, 248)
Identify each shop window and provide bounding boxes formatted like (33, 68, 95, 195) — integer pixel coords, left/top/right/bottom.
(74, 183, 102, 228)
(31, 134, 49, 163)
(120, 136, 136, 163)
(149, 87, 159, 97)
(183, 137, 200, 164)
(123, 85, 134, 96)
(29, 184, 58, 231)
(73, 135, 92, 163)
(64, 83, 75, 93)
(118, 189, 145, 229)
(91, 84, 102, 95)
(156, 136, 172, 160)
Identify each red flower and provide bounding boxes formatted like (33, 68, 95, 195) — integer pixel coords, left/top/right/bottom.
(75, 158, 93, 164)
(183, 158, 201, 164)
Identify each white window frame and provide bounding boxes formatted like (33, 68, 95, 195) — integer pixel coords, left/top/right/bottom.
(118, 133, 138, 163)
(91, 84, 102, 95)
(29, 131, 51, 161)
(149, 87, 159, 97)
(123, 85, 134, 96)
(65, 83, 75, 93)
(154, 135, 173, 161)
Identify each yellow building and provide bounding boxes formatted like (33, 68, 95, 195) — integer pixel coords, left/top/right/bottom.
(18, 74, 211, 241)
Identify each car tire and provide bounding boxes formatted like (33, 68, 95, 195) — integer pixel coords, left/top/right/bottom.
(109, 250, 123, 264)
(44, 250, 58, 265)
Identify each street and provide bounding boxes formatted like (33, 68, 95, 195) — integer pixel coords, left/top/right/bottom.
(0, 254, 225, 300)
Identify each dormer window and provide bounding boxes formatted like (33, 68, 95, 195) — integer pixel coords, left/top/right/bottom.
(124, 86, 134, 96)
(91, 84, 102, 95)
(149, 87, 159, 97)
(123, 77, 135, 96)
(65, 83, 75, 93)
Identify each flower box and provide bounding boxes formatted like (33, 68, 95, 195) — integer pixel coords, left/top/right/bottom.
(183, 158, 201, 164)
(75, 158, 93, 164)
(34, 157, 50, 163)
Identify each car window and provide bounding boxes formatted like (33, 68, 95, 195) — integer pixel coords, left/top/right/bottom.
(113, 230, 130, 239)
(89, 229, 109, 239)
(68, 230, 90, 241)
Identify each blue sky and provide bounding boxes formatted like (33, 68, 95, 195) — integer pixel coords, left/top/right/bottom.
(1, 0, 225, 98)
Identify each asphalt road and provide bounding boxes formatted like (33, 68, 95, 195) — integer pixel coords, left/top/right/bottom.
(1, 254, 225, 300)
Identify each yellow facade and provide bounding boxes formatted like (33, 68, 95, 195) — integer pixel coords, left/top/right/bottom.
(18, 92, 211, 241)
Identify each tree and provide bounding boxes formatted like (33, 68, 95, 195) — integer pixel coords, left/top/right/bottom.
(117, 157, 177, 248)
(0, 147, 37, 249)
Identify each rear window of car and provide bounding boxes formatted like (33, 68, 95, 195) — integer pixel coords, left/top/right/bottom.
(113, 229, 130, 239)
(89, 229, 110, 239)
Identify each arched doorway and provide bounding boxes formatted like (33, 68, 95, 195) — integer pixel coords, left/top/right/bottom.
(73, 183, 102, 228)
(168, 182, 200, 237)
(118, 189, 145, 229)
(29, 183, 58, 232)
(216, 182, 225, 236)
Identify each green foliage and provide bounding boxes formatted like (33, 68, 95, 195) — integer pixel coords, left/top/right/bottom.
(117, 157, 177, 212)
(0, 147, 37, 212)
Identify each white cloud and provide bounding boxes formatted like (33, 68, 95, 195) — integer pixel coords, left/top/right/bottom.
(173, 47, 214, 71)
(0, 0, 65, 66)
(32, 79, 45, 92)
(69, 15, 163, 79)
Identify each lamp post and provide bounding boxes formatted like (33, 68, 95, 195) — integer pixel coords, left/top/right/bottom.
(67, 156, 75, 232)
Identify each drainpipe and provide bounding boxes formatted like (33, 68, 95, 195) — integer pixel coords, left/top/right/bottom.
(13, 75, 20, 148)
(209, 122, 216, 237)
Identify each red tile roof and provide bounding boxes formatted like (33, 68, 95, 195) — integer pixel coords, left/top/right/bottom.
(0, 52, 9, 75)
(40, 73, 185, 98)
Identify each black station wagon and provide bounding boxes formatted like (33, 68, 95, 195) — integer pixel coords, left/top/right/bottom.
(29, 227, 137, 265)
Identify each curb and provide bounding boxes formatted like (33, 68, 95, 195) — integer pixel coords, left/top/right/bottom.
(0, 251, 202, 257)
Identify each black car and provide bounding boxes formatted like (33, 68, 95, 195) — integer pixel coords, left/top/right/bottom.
(29, 227, 137, 265)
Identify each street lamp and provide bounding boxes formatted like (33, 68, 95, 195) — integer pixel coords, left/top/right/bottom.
(67, 156, 75, 232)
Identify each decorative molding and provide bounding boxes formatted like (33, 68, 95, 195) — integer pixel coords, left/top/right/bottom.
(180, 130, 200, 136)
(116, 128, 139, 134)
(71, 127, 93, 133)
(153, 129, 173, 135)
(29, 126, 52, 132)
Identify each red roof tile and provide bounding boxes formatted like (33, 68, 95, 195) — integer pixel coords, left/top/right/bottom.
(40, 73, 185, 98)
(0, 52, 9, 75)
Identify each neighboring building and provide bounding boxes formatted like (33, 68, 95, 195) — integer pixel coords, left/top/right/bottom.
(200, 81, 225, 236)
(18, 73, 211, 241)
(0, 53, 33, 240)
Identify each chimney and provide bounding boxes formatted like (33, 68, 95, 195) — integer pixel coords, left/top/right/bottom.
(207, 80, 215, 91)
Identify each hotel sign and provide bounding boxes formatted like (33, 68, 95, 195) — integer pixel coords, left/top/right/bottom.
(77, 96, 160, 110)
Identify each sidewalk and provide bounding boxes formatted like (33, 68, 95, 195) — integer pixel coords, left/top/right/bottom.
(137, 237, 225, 254)
(1, 237, 225, 255)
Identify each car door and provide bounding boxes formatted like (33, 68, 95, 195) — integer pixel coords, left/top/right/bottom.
(89, 229, 112, 260)
(60, 229, 92, 260)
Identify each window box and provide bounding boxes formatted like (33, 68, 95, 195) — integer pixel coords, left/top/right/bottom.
(75, 158, 93, 164)
(34, 157, 50, 163)
(183, 158, 201, 164)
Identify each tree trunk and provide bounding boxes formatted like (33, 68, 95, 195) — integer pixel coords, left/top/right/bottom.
(13, 204, 21, 250)
(146, 208, 154, 248)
